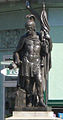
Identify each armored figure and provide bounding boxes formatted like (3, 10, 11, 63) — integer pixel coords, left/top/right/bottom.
(12, 15, 46, 107)
(26, 1, 52, 103)
(9, 2, 52, 108)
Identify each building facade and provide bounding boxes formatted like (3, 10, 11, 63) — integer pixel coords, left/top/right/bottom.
(0, 0, 63, 119)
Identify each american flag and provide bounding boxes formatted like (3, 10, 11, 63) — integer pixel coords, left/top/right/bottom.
(41, 3, 50, 32)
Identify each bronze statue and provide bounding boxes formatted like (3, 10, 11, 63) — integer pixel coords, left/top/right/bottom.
(9, 1, 52, 108)
(12, 15, 46, 107)
(26, 1, 52, 103)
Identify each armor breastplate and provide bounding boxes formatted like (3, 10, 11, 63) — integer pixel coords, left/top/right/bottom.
(24, 35, 41, 61)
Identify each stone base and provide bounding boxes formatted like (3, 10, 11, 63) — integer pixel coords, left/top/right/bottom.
(15, 88, 26, 110)
(5, 111, 61, 120)
(16, 106, 51, 111)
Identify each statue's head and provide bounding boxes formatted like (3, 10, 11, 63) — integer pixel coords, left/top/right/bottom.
(25, 14, 36, 34)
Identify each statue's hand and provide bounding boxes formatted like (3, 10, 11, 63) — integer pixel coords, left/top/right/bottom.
(8, 64, 14, 69)
(26, 0, 30, 9)
(8, 62, 17, 69)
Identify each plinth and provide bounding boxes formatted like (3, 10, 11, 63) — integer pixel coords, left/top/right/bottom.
(5, 111, 61, 120)
(5, 88, 61, 120)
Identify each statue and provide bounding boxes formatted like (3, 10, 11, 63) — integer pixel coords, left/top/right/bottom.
(8, 1, 52, 109)
(26, 1, 52, 103)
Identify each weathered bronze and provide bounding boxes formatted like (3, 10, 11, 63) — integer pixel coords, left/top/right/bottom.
(9, 1, 52, 109)
(26, 1, 52, 104)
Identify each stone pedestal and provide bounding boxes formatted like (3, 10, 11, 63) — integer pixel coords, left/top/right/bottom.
(15, 88, 26, 111)
(5, 111, 61, 120)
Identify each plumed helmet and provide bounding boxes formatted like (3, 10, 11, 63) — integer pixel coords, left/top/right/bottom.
(25, 20, 36, 30)
(25, 14, 36, 31)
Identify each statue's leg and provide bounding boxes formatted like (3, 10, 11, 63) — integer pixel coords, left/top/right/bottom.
(25, 76, 33, 107)
(35, 66, 46, 107)
(30, 78, 37, 107)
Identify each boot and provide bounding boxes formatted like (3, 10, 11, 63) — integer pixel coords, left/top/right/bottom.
(38, 97, 46, 108)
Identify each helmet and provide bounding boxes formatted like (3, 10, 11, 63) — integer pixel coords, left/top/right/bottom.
(26, 14, 35, 21)
(25, 19, 36, 31)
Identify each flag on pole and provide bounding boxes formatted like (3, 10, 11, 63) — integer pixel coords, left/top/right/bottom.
(41, 3, 50, 32)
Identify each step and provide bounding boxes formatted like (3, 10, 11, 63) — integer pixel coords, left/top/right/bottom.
(13, 111, 54, 117)
(5, 111, 61, 120)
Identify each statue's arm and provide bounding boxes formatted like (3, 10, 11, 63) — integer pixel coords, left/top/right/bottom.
(13, 36, 25, 66)
(9, 36, 25, 69)
(13, 52, 21, 67)
(26, 1, 45, 31)
(26, 1, 41, 22)
(15, 36, 25, 53)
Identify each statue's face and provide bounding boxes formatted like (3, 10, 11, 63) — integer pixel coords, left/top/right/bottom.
(25, 20, 36, 34)
(27, 26, 34, 34)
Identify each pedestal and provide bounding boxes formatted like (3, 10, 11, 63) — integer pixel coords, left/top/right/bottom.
(15, 88, 26, 110)
(5, 111, 61, 120)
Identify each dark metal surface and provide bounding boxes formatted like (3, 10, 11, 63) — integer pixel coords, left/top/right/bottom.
(10, 1, 52, 110)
